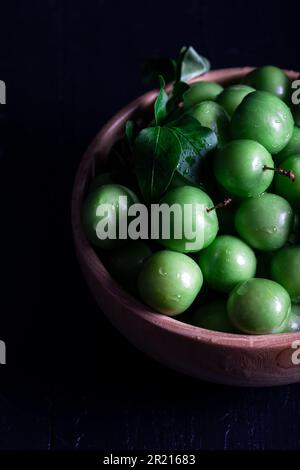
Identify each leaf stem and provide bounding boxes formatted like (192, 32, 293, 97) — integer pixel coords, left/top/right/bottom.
(206, 197, 232, 213)
(263, 165, 296, 182)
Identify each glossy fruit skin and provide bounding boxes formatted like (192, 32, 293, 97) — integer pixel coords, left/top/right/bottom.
(274, 127, 300, 164)
(216, 84, 255, 116)
(159, 186, 219, 253)
(138, 250, 203, 316)
(82, 184, 139, 249)
(187, 100, 230, 146)
(231, 91, 294, 154)
(235, 193, 294, 251)
(227, 278, 291, 334)
(105, 241, 152, 294)
(198, 235, 257, 292)
(284, 304, 300, 332)
(214, 139, 274, 198)
(192, 300, 236, 333)
(271, 245, 300, 303)
(183, 81, 223, 109)
(242, 66, 290, 101)
(274, 155, 300, 207)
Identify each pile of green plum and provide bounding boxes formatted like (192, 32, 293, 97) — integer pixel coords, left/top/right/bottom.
(82, 65, 300, 335)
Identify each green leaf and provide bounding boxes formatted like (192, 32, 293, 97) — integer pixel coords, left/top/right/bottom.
(154, 76, 168, 126)
(177, 46, 210, 82)
(166, 81, 191, 118)
(143, 47, 210, 85)
(133, 115, 217, 202)
(133, 126, 181, 202)
(172, 81, 191, 104)
(168, 115, 217, 185)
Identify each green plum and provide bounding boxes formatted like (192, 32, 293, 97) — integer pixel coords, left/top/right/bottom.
(183, 81, 223, 109)
(216, 84, 255, 116)
(274, 155, 300, 207)
(284, 305, 300, 332)
(274, 127, 300, 164)
(227, 278, 291, 334)
(231, 91, 294, 154)
(159, 186, 219, 253)
(198, 235, 257, 292)
(271, 245, 300, 303)
(235, 193, 294, 251)
(192, 300, 236, 333)
(242, 66, 290, 101)
(187, 100, 230, 146)
(138, 250, 203, 316)
(214, 139, 274, 198)
(105, 241, 152, 294)
(82, 184, 139, 249)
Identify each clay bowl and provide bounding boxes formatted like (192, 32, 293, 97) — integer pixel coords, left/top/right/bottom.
(72, 67, 300, 387)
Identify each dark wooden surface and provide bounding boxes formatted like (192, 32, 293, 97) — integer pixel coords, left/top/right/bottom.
(1, 0, 300, 451)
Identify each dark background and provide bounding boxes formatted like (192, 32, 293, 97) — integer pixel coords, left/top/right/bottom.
(1, 0, 300, 452)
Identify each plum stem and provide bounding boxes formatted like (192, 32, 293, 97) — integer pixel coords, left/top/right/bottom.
(263, 165, 296, 182)
(206, 197, 233, 213)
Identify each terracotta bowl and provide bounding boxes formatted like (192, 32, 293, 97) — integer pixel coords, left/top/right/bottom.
(72, 67, 300, 387)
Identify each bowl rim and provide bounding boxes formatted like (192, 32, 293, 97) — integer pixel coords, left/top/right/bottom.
(72, 66, 300, 350)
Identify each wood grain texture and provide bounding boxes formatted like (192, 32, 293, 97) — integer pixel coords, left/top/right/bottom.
(72, 68, 300, 387)
(52, 382, 300, 450)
